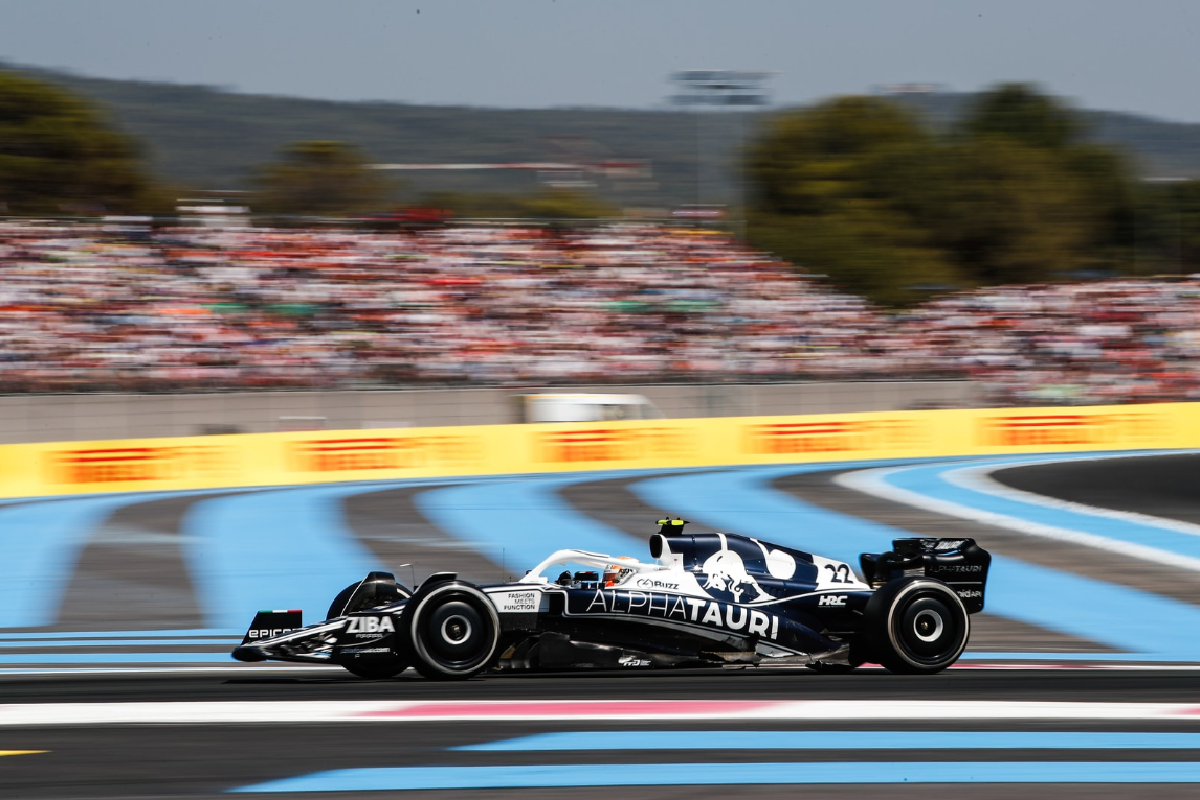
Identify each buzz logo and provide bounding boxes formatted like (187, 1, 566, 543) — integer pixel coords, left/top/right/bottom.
(818, 595, 847, 607)
(346, 616, 396, 634)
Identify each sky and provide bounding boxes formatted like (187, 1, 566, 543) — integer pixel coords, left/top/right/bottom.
(1, 0, 1197, 122)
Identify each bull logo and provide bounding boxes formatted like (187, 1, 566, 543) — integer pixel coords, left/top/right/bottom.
(701, 549, 773, 604)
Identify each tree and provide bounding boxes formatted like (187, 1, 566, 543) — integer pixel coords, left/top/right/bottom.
(961, 83, 1078, 151)
(955, 84, 1141, 279)
(748, 96, 931, 217)
(253, 140, 393, 216)
(746, 96, 965, 305)
(1169, 181, 1200, 273)
(0, 70, 150, 214)
(751, 203, 962, 307)
(888, 138, 1096, 286)
(1135, 179, 1200, 274)
(745, 86, 1145, 303)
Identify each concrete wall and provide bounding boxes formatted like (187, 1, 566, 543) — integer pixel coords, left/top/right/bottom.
(0, 380, 983, 444)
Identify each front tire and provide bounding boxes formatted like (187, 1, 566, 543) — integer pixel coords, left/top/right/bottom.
(344, 661, 408, 680)
(329, 579, 413, 679)
(864, 578, 969, 675)
(407, 583, 500, 680)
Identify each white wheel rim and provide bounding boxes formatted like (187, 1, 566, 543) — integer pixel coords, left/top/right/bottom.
(441, 614, 472, 644)
(913, 609, 944, 642)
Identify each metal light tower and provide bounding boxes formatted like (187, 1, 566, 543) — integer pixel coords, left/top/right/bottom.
(670, 71, 774, 234)
(670, 70, 774, 107)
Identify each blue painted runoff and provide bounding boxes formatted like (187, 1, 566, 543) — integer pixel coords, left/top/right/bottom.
(0, 653, 233, 664)
(632, 463, 1200, 660)
(0, 639, 237, 648)
(883, 452, 1200, 560)
(0, 629, 237, 639)
(963, 652, 1178, 661)
(179, 478, 475, 630)
(0, 489, 244, 628)
(414, 469, 700, 575)
(458, 730, 1200, 751)
(231, 761, 1200, 791)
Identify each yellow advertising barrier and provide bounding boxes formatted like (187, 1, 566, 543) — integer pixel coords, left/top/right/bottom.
(1, 402, 1197, 500)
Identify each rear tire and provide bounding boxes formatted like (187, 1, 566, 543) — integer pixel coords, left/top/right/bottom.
(407, 584, 499, 680)
(864, 578, 968, 675)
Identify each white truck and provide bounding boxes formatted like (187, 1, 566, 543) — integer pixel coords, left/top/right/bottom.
(515, 393, 664, 423)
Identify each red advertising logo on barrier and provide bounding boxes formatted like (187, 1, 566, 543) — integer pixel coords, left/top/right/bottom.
(288, 436, 482, 472)
(742, 419, 925, 455)
(44, 445, 233, 485)
(978, 413, 1166, 447)
(536, 427, 694, 464)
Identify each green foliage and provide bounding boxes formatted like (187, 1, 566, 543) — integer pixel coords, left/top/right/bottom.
(0, 70, 150, 214)
(420, 189, 620, 219)
(747, 96, 968, 305)
(1134, 179, 1200, 274)
(9, 64, 1200, 219)
(747, 85, 1161, 304)
(748, 97, 931, 216)
(955, 84, 1142, 277)
(961, 83, 1078, 151)
(519, 189, 621, 219)
(253, 140, 395, 216)
(926, 140, 1094, 285)
(3, 66, 1195, 291)
(750, 206, 962, 307)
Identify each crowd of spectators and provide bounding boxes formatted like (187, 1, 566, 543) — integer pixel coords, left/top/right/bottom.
(1, 220, 1198, 406)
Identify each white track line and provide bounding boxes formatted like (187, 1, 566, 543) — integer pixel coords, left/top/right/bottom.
(6, 699, 1200, 726)
(951, 459, 1200, 540)
(836, 454, 1200, 574)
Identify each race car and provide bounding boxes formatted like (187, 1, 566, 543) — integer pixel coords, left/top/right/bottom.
(232, 519, 991, 680)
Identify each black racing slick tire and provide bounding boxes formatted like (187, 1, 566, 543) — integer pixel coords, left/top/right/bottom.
(343, 661, 407, 680)
(863, 578, 969, 675)
(407, 583, 500, 681)
(329, 578, 413, 680)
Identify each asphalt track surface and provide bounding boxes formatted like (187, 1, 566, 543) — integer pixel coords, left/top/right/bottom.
(8, 668, 1200, 799)
(7, 452, 1200, 798)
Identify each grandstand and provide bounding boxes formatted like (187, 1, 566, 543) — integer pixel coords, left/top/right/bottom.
(1, 220, 1197, 409)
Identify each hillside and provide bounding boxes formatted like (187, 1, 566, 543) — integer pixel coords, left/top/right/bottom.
(10, 63, 1200, 207)
(891, 91, 1200, 179)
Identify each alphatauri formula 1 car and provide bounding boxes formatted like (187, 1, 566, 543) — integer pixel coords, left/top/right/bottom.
(232, 519, 991, 679)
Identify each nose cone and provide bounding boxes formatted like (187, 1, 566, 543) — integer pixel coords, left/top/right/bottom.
(231, 645, 267, 662)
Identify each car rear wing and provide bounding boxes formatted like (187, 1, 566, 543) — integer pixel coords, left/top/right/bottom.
(860, 538, 991, 613)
